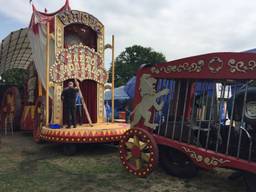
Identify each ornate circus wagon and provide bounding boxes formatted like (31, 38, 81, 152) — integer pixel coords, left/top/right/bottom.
(0, 0, 129, 151)
(119, 52, 256, 191)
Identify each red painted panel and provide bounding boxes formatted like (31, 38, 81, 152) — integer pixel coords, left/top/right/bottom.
(139, 52, 256, 80)
(155, 134, 256, 173)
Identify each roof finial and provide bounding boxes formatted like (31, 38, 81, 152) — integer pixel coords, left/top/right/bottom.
(65, 0, 71, 10)
(32, 4, 36, 12)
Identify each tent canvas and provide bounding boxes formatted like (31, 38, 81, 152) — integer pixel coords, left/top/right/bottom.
(104, 85, 130, 100)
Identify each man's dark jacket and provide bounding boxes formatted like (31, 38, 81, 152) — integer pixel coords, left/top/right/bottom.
(61, 87, 78, 107)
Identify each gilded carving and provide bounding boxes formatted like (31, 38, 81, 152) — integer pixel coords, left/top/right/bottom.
(53, 10, 105, 124)
(151, 60, 204, 74)
(56, 26, 63, 49)
(50, 44, 107, 84)
(131, 74, 169, 129)
(52, 83, 63, 124)
(53, 16, 65, 124)
(55, 16, 64, 50)
(97, 84, 104, 123)
(208, 57, 223, 73)
(228, 59, 256, 73)
(182, 147, 230, 166)
(57, 10, 104, 56)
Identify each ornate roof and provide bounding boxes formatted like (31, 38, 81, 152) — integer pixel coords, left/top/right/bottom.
(0, 28, 32, 75)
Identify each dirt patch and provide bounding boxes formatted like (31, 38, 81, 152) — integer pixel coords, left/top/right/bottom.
(0, 133, 246, 192)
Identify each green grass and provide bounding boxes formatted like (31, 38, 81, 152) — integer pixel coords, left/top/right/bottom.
(0, 133, 246, 192)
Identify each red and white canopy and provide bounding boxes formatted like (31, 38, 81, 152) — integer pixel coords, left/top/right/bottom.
(0, 0, 70, 79)
(28, 0, 70, 90)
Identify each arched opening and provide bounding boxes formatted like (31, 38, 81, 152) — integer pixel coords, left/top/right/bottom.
(64, 23, 97, 50)
(63, 79, 97, 125)
(63, 24, 98, 125)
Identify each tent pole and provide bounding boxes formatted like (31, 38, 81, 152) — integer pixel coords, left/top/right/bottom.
(45, 21, 50, 126)
(111, 35, 115, 123)
(38, 78, 42, 97)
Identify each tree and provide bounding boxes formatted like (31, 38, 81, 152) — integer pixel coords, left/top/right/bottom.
(1, 68, 28, 90)
(108, 45, 166, 87)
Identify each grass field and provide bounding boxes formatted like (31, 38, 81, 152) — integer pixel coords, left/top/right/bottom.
(0, 133, 246, 192)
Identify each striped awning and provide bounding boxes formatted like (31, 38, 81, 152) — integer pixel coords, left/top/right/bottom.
(0, 28, 32, 75)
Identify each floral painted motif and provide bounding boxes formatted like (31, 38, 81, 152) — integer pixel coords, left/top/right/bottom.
(151, 60, 204, 74)
(182, 147, 230, 166)
(228, 59, 256, 73)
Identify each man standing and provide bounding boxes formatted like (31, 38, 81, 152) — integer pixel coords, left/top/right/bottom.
(61, 81, 79, 128)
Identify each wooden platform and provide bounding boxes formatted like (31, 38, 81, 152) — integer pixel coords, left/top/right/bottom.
(40, 122, 130, 143)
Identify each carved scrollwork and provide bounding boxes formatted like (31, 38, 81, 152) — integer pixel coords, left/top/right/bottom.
(50, 44, 107, 84)
(57, 10, 104, 56)
(208, 57, 223, 73)
(228, 59, 256, 73)
(151, 60, 204, 74)
(182, 147, 230, 166)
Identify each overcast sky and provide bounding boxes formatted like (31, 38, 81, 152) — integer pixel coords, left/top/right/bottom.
(1, 0, 256, 69)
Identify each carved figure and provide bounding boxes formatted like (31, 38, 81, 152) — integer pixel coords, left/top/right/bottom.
(131, 74, 169, 129)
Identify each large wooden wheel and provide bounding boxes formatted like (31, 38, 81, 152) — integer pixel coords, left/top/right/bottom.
(33, 96, 45, 143)
(119, 128, 159, 177)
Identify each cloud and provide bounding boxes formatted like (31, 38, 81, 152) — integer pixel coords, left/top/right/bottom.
(1, 0, 256, 69)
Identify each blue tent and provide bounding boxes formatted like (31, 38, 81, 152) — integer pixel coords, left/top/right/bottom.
(104, 85, 130, 100)
(124, 76, 136, 98)
(104, 86, 130, 119)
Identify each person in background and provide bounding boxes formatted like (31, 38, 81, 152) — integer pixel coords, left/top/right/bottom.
(76, 92, 83, 125)
(61, 81, 78, 128)
(105, 101, 111, 122)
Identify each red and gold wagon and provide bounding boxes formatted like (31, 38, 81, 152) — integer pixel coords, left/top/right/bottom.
(0, 0, 129, 149)
(119, 52, 256, 190)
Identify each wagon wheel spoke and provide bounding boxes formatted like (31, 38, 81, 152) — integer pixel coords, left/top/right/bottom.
(126, 152, 133, 160)
(141, 152, 150, 162)
(119, 128, 159, 177)
(140, 142, 148, 150)
(133, 136, 140, 147)
(135, 159, 142, 170)
(125, 142, 134, 150)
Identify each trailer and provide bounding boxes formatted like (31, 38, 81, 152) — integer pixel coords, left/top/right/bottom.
(0, 1, 129, 152)
(119, 52, 256, 191)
